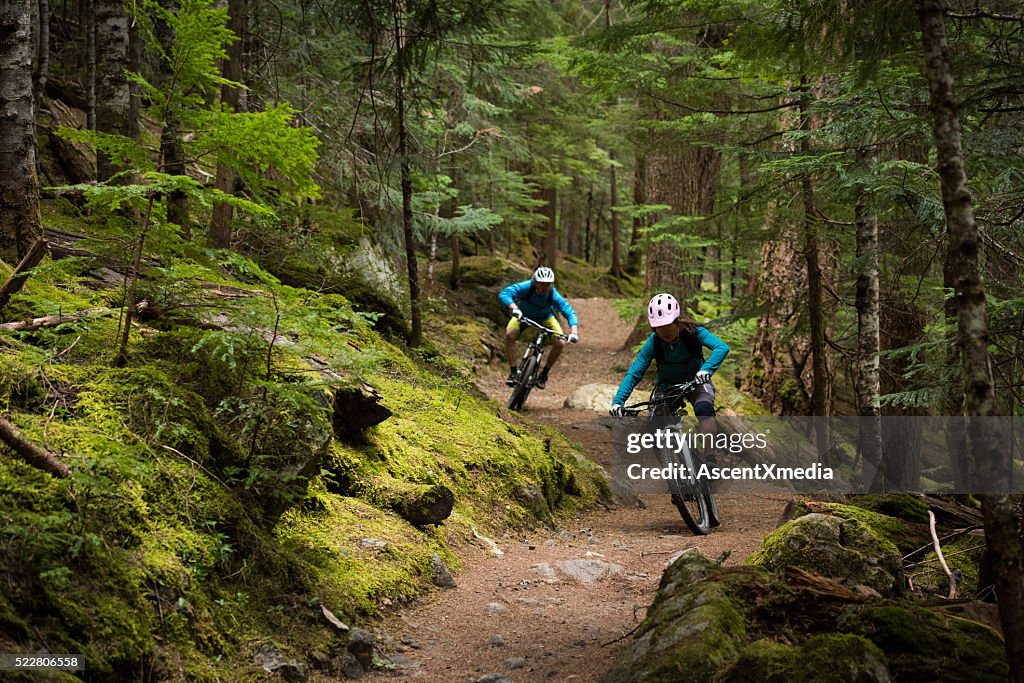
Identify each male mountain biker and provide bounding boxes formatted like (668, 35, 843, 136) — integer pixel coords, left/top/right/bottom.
(610, 293, 733, 462)
(499, 266, 579, 389)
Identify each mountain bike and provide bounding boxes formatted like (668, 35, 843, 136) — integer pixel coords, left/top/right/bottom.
(623, 380, 720, 535)
(506, 316, 570, 411)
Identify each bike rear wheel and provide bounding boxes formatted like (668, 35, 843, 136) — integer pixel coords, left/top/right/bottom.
(662, 441, 717, 535)
(507, 355, 537, 411)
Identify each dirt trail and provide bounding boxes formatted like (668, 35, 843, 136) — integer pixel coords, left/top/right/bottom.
(364, 298, 788, 682)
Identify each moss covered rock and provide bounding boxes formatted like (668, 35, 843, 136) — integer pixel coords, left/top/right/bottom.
(789, 500, 928, 555)
(745, 513, 903, 596)
(724, 634, 891, 683)
(601, 550, 746, 683)
(837, 605, 1007, 682)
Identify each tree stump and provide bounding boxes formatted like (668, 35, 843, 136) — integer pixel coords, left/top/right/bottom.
(332, 384, 392, 441)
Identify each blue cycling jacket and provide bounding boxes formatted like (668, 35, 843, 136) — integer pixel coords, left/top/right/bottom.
(613, 327, 729, 406)
(498, 280, 579, 327)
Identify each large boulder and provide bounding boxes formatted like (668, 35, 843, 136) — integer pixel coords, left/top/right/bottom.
(601, 550, 747, 683)
(745, 513, 903, 597)
(563, 383, 619, 412)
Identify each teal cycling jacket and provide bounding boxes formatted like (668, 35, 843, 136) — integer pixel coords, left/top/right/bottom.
(498, 280, 579, 327)
(613, 327, 729, 406)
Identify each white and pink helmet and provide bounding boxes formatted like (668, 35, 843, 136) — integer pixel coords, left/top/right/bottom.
(648, 293, 680, 327)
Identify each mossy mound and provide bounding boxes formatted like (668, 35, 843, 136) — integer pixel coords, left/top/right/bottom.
(745, 513, 904, 596)
(0, 244, 608, 679)
(788, 500, 929, 555)
(847, 494, 931, 524)
(723, 634, 891, 683)
(837, 605, 1007, 682)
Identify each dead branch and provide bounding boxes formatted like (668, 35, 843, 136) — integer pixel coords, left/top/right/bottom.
(0, 237, 50, 313)
(929, 510, 959, 599)
(0, 414, 70, 478)
(0, 308, 111, 331)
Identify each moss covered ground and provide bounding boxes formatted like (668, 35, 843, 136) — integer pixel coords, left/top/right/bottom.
(0, 215, 608, 680)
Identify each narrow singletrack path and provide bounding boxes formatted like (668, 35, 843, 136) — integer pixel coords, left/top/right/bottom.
(364, 298, 788, 682)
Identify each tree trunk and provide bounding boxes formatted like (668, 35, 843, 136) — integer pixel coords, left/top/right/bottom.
(85, 0, 95, 132)
(33, 0, 49, 121)
(609, 151, 622, 277)
(0, 0, 43, 264)
(626, 153, 645, 277)
(94, 0, 130, 181)
(393, 3, 420, 346)
(799, 86, 829, 420)
(854, 159, 883, 489)
(540, 185, 557, 268)
(155, 0, 189, 237)
(916, 1, 1019, 679)
(209, 0, 246, 248)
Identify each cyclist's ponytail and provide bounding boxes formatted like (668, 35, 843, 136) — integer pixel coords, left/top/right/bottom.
(678, 317, 702, 359)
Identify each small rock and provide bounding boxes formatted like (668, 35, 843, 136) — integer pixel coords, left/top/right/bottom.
(555, 559, 625, 584)
(347, 628, 375, 669)
(252, 642, 307, 682)
(475, 675, 511, 683)
(484, 602, 510, 615)
(359, 538, 388, 550)
(487, 634, 507, 647)
(428, 553, 457, 589)
(336, 653, 364, 679)
(529, 563, 558, 580)
(505, 657, 527, 669)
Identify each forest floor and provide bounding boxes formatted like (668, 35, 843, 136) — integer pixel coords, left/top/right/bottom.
(363, 298, 789, 682)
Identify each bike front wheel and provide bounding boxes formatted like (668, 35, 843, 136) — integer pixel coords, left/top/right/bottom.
(507, 355, 537, 411)
(664, 443, 717, 535)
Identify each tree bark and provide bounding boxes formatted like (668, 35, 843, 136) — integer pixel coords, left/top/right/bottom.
(155, 0, 189, 238)
(609, 151, 622, 277)
(540, 185, 557, 269)
(33, 0, 49, 120)
(393, 1, 421, 346)
(0, 0, 43, 264)
(94, 0, 131, 181)
(626, 152, 645, 277)
(209, 0, 246, 247)
(916, 1, 1019, 679)
(854, 154, 883, 490)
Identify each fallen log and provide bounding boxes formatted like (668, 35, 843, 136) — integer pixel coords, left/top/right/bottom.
(0, 414, 70, 478)
(362, 476, 454, 526)
(0, 308, 111, 331)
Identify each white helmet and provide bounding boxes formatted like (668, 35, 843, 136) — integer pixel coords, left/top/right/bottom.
(533, 266, 555, 283)
(648, 293, 680, 327)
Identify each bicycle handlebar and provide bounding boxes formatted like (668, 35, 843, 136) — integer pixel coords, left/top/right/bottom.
(518, 315, 571, 342)
(622, 379, 704, 416)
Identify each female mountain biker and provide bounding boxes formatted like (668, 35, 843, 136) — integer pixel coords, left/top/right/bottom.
(610, 293, 732, 461)
(499, 266, 579, 389)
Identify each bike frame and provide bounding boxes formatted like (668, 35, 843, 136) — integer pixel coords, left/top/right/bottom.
(623, 380, 720, 534)
(507, 316, 569, 411)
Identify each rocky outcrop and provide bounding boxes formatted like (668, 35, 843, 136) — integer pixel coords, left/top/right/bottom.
(603, 509, 1006, 683)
